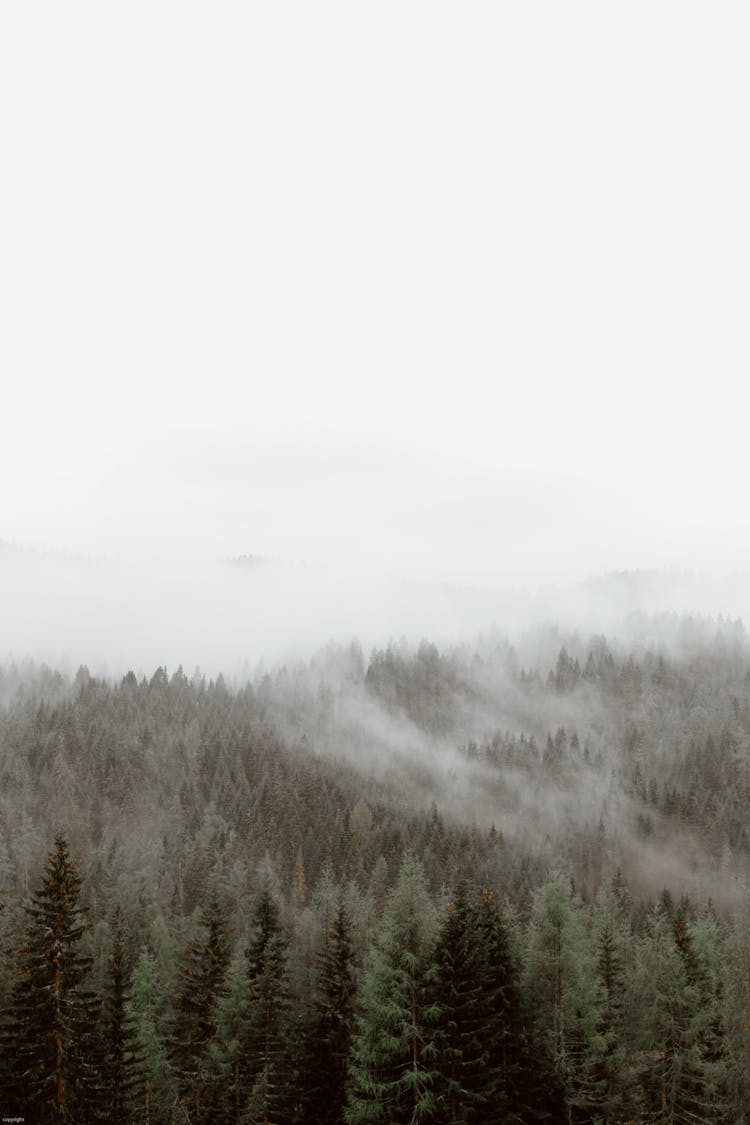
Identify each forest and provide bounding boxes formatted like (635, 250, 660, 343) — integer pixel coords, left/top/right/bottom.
(1, 616, 750, 1122)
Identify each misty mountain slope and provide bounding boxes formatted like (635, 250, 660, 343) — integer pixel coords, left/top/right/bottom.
(1, 618, 749, 923)
(0, 664, 512, 944)
(3, 624, 750, 1120)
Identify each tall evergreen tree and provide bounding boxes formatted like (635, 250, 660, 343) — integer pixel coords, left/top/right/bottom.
(473, 889, 529, 1123)
(670, 907, 734, 1123)
(589, 900, 631, 1123)
(522, 873, 599, 1123)
(169, 898, 230, 1121)
(346, 853, 441, 1125)
(208, 954, 252, 1125)
(5, 836, 104, 1123)
(432, 885, 493, 1123)
(101, 908, 129, 1124)
(124, 947, 176, 1125)
(300, 899, 357, 1124)
(244, 880, 291, 1124)
(631, 902, 733, 1125)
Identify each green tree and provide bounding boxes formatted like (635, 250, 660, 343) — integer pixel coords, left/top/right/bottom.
(169, 899, 230, 1120)
(346, 853, 440, 1124)
(101, 908, 129, 1124)
(432, 885, 494, 1123)
(522, 873, 600, 1122)
(6, 836, 104, 1123)
(125, 947, 175, 1125)
(472, 889, 528, 1123)
(244, 880, 291, 1124)
(207, 954, 252, 1124)
(687, 911, 736, 1121)
(300, 899, 357, 1124)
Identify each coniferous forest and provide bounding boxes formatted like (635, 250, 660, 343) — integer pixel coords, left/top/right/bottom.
(2, 619, 750, 1122)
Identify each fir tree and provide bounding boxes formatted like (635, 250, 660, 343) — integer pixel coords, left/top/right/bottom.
(522, 873, 598, 1123)
(432, 885, 492, 1123)
(300, 899, 357, 1124)
(6, 836, 105, 1123)
(244, 880, 291, 1125)
(346, 853, 441, 1125)
(101, 908, 129, 1124)
(671, 907, 734, 1123)
(472, 889, 529, 1124)
(169, 898, 230, 1120)
(590, 903, 629, 1122)
(125, 947, 176, 1125)
(634, 903, 715, 1125)
(207, 954, 251, 1125)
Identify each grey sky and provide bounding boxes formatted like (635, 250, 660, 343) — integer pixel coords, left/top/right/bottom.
(2, 4, 749, 595)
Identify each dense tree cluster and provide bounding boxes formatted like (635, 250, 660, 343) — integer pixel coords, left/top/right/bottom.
(0, 841, 747, 1122)
(1, 619, 750, 1117)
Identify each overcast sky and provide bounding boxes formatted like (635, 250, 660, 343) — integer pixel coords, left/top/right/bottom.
(2, 3, 749, 594)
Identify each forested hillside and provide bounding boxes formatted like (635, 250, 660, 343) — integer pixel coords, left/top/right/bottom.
(2, 618, 750, 1121)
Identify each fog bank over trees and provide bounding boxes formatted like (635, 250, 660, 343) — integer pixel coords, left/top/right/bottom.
(3, 615, 750, 1117)
(2, 540, 750, 678)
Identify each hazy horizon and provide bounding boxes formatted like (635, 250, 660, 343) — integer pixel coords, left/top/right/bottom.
(2, 537, 750, 679)
(2, 3, 749, 664)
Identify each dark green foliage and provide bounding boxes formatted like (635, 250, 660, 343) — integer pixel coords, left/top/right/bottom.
(346, 854, 441, 1125)
(169, 898, 230, 1120)
(433, 889, 479, 1122)
(101, 908, 128, 1123)
(206, 954, 251, 1125)
(299, 900, 357, 1124)
(124, 947, 176, 1124)
(472, 889, 530, 1123)
(5, 837, 105, 1123)
(244, 881, 291, 1124)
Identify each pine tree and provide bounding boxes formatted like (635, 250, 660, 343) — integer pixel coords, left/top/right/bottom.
(244, 880, 291, 1125)
(101, 908, 129, 1124)
(6, 836, 105, 1123)
(472, 889, 529, 1124)
(169, 898, 230, 1120)
(346, 853, 441, 1125)
(591, 902, 628, 1122)
(691, 913, 736, 1119)
(125, 947, 176, 1125)
(633, 902, 719, 1125)
(522, 873, 599, 1123)
(670, 908, 734, 1123)
(432, 885, 492, 1123)
(300, 899, 357, 1124)
(208, 954, 252, 1125)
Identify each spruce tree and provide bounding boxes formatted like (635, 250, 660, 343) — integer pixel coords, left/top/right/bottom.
(300, 899, 357, 1124)
(671, 908, 734, 1123)
(590, 902, 629, 1122)
(522, 873, 598, 1122)
(208, 954, 252, 1124)
(244, 880, 291, 1124)
(346, 853, 441, 1125)
(6, 836, 104, 1123)
(101, 908, 129, 1124)
(169, 898, 230, 1120)
(633, 902, 722, 1125)
(124, 947, 176, 1125)
(472, 889, 528, 1123)
(432, 885, 492, 1123)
